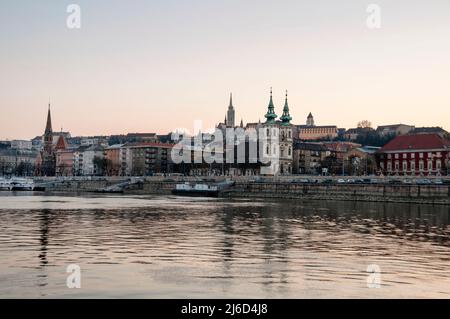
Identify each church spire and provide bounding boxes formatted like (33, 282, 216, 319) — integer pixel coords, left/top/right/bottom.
(280, 90, 292, 126)
(226, 92, 235, 127)
(45, 103, 53, 134)
(264, 87, 277, 124)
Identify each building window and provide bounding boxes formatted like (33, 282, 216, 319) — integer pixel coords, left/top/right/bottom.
(395, 154, 399, 159)
(387, 162, 392, 171)
(380, 162, 384, 170)
(411, 162, 415, 171)
(427, 161, 432, 171)
(395, 161, 399, 171)
(411, 153, 415, 159)
(419, 161, 424, 171)
(288, 147, 291, 156)
(403, 162, 407, 172)
(403, 153, 407, 159)
(428, 152, 432, 158)
(420, 153, 423, 158)
(437, 160, 441, 170)
(266, 128, 270, 136)
(388, 154, 392, 159)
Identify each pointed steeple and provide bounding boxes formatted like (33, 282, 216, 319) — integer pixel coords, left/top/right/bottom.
(226, 92, 235, 127)
(45, 103, 53, 135)
(240, 118, 243, 128)
(264, 87, 277, 124)
(280, 90, 292, 126)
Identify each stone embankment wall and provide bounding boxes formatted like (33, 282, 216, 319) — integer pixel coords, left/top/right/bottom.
(39, 177, 450, 205)
(223, 182, 450, 205)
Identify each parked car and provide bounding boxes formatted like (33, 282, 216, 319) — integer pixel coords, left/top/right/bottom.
(416, 179, 432, 185)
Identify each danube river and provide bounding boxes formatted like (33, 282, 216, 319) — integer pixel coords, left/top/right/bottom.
(0, 192, 450, 298)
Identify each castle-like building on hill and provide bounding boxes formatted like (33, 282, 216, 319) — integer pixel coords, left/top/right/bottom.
(296, 112, 338, 141)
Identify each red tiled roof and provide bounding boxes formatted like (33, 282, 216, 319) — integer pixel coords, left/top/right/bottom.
(379, 134, 450, 152)
(55, 135, 68, 150)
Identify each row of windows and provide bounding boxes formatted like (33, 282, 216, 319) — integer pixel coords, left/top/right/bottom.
(301, 128, 336, 134)
(387, 152, 443, 160)
(266, 128, 292, 138)
(265, 145, 292, 156)
(381, 160, 442, 171)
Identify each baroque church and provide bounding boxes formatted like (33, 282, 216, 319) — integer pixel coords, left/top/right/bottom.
(217, 89, 294, 175)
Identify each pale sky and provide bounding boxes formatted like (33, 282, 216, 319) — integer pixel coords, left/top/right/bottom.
(0, 0, 449, 140)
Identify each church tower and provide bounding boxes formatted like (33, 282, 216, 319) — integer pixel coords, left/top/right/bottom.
(306, 112, 315, 126)
(226, 93, 235, 128)
(40, 103, 56, 176)
(279, 90, 293, 174)
(261, 88, 279, 175)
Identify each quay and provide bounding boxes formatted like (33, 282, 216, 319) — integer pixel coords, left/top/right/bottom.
(28, 176, 450, 205)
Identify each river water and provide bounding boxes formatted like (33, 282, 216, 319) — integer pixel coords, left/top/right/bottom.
(0, 192, 450, 298)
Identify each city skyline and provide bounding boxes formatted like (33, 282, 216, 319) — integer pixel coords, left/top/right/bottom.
(1, 0, 450, 139)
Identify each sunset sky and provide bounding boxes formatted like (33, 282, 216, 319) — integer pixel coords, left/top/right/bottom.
(0, 0, 449, 140)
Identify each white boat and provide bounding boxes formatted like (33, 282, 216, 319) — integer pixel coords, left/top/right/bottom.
(171, 180, 235, 197)
(0, 178, 11, 191)
(10, 178, 34, 191)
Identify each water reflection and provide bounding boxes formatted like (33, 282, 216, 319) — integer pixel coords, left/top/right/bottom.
(0, 195, 449, 298)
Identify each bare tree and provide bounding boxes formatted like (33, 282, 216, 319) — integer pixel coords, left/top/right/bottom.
(357, 120, 372, 129)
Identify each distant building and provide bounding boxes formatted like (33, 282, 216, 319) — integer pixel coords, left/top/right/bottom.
(344, 146, 380, 176)
(293, 142, 329, 175)
(296, 113, 338, 141)
(73, 145, 105, 176)
(105, 144, 123, 176)
(0, 141, 11, 150)
(80, 136, 108, 147)
(120, 142, 174, 176)
(376, 124, 414, 137)
(55, 135, 74, 176)
(0, 149, 37, 176)
(377, 134, 450, 176)
(10, 140, 32, 150)
(344, 127, 374, 141)
(411, 127, 448, 138)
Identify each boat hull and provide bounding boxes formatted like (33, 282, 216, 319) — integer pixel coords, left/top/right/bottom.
(11, 186, 34, 191)
(171, 189, 219, 197)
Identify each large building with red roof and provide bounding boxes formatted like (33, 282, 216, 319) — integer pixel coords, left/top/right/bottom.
(377, 134, 450, 176)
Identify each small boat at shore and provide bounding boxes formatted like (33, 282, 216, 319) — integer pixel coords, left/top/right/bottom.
(172, 180, 235, 197)
(10, 178, 34, 191)
(0, 178, 11, 191)
(172, 183, 220, 197)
